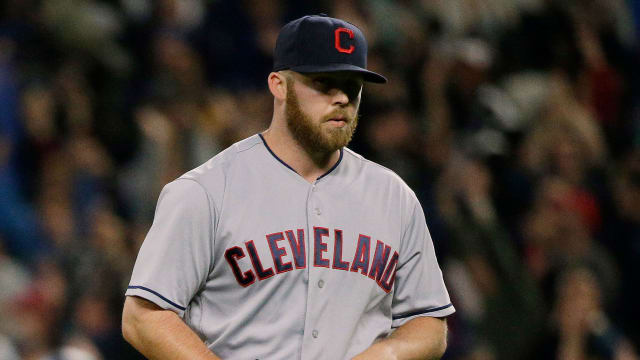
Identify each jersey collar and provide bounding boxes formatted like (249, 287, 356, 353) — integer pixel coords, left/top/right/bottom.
(259, 133, 343, 181)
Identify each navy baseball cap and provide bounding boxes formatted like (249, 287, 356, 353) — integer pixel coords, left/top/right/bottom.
(273, 14, 387, 84)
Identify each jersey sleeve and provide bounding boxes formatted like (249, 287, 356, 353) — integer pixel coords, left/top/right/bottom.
(391, 197, 455, 328)
(125, 178, 214, 317)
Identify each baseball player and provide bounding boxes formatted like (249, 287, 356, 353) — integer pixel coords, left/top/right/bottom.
(122, 14, 454, 360)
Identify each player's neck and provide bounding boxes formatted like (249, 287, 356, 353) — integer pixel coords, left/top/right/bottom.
(261, 127, 340, 183)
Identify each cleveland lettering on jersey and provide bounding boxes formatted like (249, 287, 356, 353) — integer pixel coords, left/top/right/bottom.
(224, 227, 398, 293)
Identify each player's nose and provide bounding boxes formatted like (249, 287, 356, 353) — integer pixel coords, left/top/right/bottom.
(330, 88, 350, 106)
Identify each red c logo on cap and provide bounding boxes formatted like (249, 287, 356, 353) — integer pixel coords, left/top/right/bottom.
(335, 27, 355, 54)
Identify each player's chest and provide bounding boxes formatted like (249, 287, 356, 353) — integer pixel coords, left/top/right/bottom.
(214, 183, 403, 290)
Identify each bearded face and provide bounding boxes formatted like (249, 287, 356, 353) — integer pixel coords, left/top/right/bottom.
(285, 80, 359, 154)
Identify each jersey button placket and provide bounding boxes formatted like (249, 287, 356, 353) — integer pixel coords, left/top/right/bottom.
(304, 183, 324, 354)
(311, 182, 322, 217)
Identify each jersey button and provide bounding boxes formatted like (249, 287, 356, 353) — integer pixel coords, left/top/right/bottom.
(315, 208, 321, 215)
(318, 280, 325, 288)
(312, 330, 319, 338)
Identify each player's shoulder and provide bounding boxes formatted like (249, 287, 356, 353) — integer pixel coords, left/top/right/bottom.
(180, 135, 262, 179)
(343, 148, 424, 227)
(343, 147, 410, 186)
(168, 135, 263, 196)
(342, 147, 418, 199)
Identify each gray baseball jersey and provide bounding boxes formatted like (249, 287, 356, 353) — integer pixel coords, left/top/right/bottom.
(126, 134, 454, 359)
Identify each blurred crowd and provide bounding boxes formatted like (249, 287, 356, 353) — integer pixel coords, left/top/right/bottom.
(0, 0, 639, 359)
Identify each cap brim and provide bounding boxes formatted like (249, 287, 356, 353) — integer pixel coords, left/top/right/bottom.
(287, 64, 387, 83)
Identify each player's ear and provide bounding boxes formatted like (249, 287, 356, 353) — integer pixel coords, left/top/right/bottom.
(268, 72, 288, 101)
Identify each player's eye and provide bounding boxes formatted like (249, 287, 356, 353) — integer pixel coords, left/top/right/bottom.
(311, 76, 361, 100)
(345, 81, 362, 97)
(313, 78, 331, 90)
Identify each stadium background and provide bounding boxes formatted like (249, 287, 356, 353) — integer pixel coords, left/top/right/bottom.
(1, 0, 639, 359)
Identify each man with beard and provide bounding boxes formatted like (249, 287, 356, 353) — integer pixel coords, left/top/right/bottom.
(122, 15, 454, 360)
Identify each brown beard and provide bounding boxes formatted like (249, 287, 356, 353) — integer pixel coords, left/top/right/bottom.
(285, 85, 358, 155)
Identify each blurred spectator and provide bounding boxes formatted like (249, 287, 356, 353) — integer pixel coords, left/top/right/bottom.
(534, 266, 638, 360)
(0, 38, 49, 264)
(604, 150, 640, 347)
(522, 175, 619, 299)
(437, 157, 544, 359)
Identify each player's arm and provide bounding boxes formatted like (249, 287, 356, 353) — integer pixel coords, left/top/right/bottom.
(122, 296, 221, 360)
(352, 316, 447, 360)
(123, 179, 218, 358)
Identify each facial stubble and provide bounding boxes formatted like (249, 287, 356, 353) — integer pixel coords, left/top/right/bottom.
(285, 84, 358, 156)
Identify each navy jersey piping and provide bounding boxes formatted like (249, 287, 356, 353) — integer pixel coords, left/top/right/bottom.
(258, 133, 343, 180)
(316, 148, 343, 180)
(259, 133, 298, 174)
(127, 285, 186, 311)
(392, 303, 453, 320)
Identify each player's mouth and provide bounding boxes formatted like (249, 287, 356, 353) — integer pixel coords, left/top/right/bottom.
(327, 117, 348, 128)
